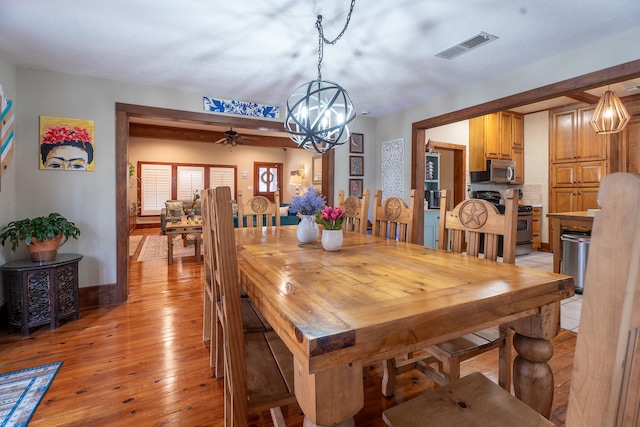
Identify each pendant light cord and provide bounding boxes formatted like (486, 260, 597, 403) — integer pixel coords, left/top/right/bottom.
(316, 0, 356, 81)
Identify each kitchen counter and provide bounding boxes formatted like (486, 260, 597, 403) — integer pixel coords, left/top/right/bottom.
(547, 211, 596, 273)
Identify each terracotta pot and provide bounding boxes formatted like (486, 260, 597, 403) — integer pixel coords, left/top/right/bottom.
(28, 234, 63, 262)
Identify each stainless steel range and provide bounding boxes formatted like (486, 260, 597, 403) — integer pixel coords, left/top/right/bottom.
(473, 190, 534, 256)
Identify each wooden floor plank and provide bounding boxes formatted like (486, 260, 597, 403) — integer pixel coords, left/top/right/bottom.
(0, 228, 575, 426)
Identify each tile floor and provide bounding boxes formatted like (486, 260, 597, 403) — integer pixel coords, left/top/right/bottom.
(515, 251, 582, 333)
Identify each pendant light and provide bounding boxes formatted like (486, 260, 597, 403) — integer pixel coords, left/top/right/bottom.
(285, 1, 357, 154)
(590, 88, 630, 134)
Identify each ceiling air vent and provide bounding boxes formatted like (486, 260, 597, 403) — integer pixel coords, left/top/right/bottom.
(435, 32, 498, 60)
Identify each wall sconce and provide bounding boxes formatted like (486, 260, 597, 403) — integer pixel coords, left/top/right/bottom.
(289, 169, 304, 196)
(590, 89, 630, 134)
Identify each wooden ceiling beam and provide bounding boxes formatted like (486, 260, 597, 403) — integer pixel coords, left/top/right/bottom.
(129, 123, 299, 148)
(565, 91, 601, 104)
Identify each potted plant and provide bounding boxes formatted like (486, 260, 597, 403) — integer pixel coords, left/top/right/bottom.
(0, 212, 81, 262)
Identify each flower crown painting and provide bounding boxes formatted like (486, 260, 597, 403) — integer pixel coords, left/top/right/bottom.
(39, 116, 95, 171)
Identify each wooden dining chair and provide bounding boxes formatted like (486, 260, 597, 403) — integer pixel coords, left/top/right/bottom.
(208, 186, 296, 427)
(237, 190, 280, 228)
(202, 188, 272, 378)
(337, 188, 370, 234)
(371, 189, 416, 242)
(383, 172, 640, 427)
(381, 188, 518, 397)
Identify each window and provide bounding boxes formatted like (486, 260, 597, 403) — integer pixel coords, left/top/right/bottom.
(177, 166, 204, 200)
(140, 164, 172, 215)
(137, 162, 237, 215)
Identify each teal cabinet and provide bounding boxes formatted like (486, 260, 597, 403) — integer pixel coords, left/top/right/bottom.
(424, 211, 440, 249)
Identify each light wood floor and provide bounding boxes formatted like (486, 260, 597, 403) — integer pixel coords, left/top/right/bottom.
(0, 227, 576, 426)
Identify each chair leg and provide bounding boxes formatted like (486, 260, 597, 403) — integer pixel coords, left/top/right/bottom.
(498, 325, 513, 391)
(203, 290, 211, 342)
(213, 312, 224, 377)
(382, 358, 397, 397)
(440, 354, 461, 384)
(270, 407, 287, 427)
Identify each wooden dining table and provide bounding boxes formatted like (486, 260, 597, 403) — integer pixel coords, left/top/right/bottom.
(235, 226, 574, 427)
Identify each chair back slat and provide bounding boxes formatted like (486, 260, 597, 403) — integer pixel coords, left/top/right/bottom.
(371, 189, 416, 242)
(237, 191, 280, 228)
(566, 173, 640, 427)
(208, 186, 249, 427)
(438, 188, 518, 264)
(338, 189, 370, 234)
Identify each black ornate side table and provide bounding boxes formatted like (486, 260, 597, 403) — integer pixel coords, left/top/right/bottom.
(1, 253, 82, 335)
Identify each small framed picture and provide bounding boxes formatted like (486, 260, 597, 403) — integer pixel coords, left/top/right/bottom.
(349, 156, 364, 176)
(312, 155, 322, 184)
(349, 179, 363, 198)
(349, 133, 364, 153)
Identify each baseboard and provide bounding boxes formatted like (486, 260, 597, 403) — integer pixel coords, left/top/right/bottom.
(134, 223, 160, 229)
(79, 283, 120, 308)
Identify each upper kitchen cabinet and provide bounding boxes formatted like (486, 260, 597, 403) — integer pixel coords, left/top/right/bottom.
(469, 111, 524, 184)
(550, 105, 610, 163)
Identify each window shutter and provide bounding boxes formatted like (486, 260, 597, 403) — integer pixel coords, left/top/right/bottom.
(140, 164, 172, 215)
(177, 166, 205, 200)
(209, 167, 236, 199)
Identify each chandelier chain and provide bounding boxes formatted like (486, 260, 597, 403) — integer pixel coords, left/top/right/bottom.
(315, 0, 356, 81)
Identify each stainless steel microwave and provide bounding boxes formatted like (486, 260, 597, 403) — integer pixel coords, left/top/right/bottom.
(470, 159, 516, 184)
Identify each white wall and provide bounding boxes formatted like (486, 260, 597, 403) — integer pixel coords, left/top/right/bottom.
(0, 52, 18, 306)
(523, 111, 550, 242)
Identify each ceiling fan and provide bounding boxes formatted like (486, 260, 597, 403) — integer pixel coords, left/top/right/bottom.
(213, 127, 254, 146)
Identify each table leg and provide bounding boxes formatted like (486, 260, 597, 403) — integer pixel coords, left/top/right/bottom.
(168, 235, 174, 265)
(512, 333, 554, 417)
(294, 359, 363, 427)
(551, 217, 561, 273)
(195, 234, 202, 262)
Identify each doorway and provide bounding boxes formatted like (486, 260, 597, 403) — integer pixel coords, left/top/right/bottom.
(254, 162, 283, 202)
(115, 103, 335, 303)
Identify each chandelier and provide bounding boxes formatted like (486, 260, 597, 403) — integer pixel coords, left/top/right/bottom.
(590, 88, 630, 134)
(285, 1, 357, 154)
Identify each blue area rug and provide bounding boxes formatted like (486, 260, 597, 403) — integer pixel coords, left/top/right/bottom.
(0, 362, 62, 427)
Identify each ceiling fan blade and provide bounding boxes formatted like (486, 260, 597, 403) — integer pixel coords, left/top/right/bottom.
(212, 137, 228, 144)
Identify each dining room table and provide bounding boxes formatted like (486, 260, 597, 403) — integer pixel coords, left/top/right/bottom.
(234, 226, 574, 427)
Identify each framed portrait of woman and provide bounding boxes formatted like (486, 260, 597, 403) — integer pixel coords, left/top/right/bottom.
(39, 116, 95, 171)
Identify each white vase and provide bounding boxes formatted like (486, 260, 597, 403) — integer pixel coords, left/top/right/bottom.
(297, 215, 319, 243)
(321, 229, 343, 251)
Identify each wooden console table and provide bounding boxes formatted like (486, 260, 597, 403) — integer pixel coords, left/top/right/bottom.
(1, 253, 82, 335)
(547, 211, 595, 274)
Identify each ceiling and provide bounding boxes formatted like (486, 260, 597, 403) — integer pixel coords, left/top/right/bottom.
(1, 1, 639, 129)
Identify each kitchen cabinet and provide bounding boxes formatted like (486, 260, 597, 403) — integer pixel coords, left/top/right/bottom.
(512, 147, 524, 185)
(550, 187, 600, 213)
(532, 207, 542, 250)
(550, 106, 610, 163)
(423, 211, 440, 249)
(550, 161, 606, 187)
(548, 103, 620, 251)
(469, 111, 523, 173)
